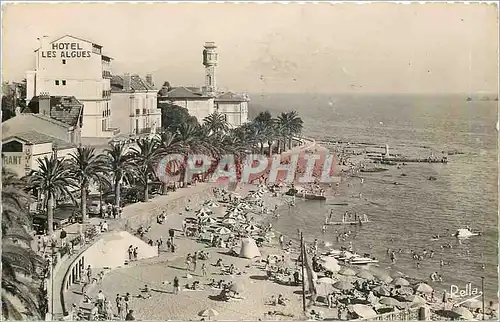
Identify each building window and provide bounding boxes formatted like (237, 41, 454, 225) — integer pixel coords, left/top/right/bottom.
(62, 80, 66, 86)
(136, 109, 140, 116)
(102, 119, 106, 131)
(142, 108, 146, 115)
(62, 59, 66, 64)
(55, 80, 60, 85)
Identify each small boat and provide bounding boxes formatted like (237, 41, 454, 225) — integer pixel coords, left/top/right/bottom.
(285, 187, 326, 201)
(454, 228, 481, 238)
(348, 257, 379, 265)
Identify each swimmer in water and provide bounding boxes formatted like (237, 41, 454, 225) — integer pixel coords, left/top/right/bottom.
(322, 225, 327, 234)
(440, 259, 444, 267)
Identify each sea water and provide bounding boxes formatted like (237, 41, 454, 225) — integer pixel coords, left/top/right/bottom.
(250, 93, 498, 301)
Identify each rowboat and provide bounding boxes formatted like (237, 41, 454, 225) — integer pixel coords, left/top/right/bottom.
(285, 187, 326, 201)
(454, 229, 481, 238)
(326, 214, 369, 226)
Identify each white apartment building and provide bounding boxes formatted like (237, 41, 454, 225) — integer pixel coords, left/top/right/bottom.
(26, 35, 118, 138)
(111, 74, 161, 136)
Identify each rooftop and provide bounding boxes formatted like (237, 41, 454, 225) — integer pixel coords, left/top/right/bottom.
(111, 75, 155, 92)
(158, 86, 212, 99)
(23, 96, 83, 127)
(3, 130, 75, 149)
(216, 91, 250, 102)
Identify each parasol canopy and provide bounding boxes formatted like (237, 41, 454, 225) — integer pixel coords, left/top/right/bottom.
(201, 217, 217, 225)
(349, 304, 378, 319)
(339, 267, 357, 276)
(229, 282, 244, 293)
(222, 218, 237, 226)
(392, 277, 410, 286)
(452, 306, 474, 320)
(203, 200, 220, 208)
(198, 308, 219, 318)
(379, 297, 402, 307)
(333, 281, 354, 291)
(215, 227, 232, 235)
(319, 257, 340, 273)
(357, 270, 375, 280)
(316, 277, 335, 285)
(373, 285, 391, 297)
(245, 224, 259, 233)
(415, 283, 433, 294)
(461, 298, 482, 310)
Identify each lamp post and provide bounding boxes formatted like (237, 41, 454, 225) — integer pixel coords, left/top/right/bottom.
(481, 277, 485, 320)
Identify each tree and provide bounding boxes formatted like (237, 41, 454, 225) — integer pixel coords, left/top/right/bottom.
(203, 112, 229, 134)
(2, 170, 45, 320)
(277, 111, 303, 150)
(105, 142, 136, 208)
(131, 137, 163, 202)
(158, 102, 199, 133)
(68, 147, 108, 222)
(28, 156, 76, 235)
(254, 111, 273, 125)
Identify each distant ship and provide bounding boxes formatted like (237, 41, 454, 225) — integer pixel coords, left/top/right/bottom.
(466, 97, 472, 102)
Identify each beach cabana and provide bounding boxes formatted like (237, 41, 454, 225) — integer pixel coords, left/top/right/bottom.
(245, 224, 259, 233)
(215, 227, 232, 235)
(196, 209, 211, 217)
(239, 238, 261, 259)
(203, 200, 220, 208)
(198, 308, 219, 320)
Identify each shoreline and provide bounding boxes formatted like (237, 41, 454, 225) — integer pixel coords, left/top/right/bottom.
(61, 140, 497, 320)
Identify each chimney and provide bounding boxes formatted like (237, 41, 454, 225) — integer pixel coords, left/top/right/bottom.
(145, 74, 154, 87)
(39, 92, 51, 116)
(123, 73, 131, 91)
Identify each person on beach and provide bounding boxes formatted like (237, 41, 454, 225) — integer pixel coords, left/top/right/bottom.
(201, 263, 208, 276)
(173, 276, 180, 294)
(185, 254, 192, 271)
(116, 295, 123, 319)
(192, 252, 198, 272)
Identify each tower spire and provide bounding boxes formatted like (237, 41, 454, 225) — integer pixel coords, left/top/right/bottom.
(202, 42, 218, 97)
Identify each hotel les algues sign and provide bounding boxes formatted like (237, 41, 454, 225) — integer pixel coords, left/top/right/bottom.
(41, 41, 92, 59)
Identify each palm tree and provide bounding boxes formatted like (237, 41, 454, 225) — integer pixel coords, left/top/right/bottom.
(105, 141, 136, 208)
(68, 147, 108, 223)
(277, 111, 303, 150)
(2, 170, 45, 320)
(28, 156, 76, 235)
(131, 137, 163, 202)
(203, 112, 230, 134)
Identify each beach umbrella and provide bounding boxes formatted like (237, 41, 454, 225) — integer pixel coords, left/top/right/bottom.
(198, 308, 219, 320)
(373, 285, 391, 297)
(215, 227, 232, 235)
(204, 200, 220, 208)
(452, 306, 474, 320)
(245, 224, 259, 233)
(317, 277, 335, 285)
(235, 214, 247, 222)
(257, 184, 267, 189)
(229, 282, 244, 293)
(196, 209, 211, 217)
(333, 281, 354, 291)
(225, 209, 242, 217)
(201, 217, 217, 225)
(404, 295, 426, 304)
(200, 207, 213, 213)
(339, 267, 357, 276)
(319, 257, 340, 273)
(392, 277, 410, 286)
(415, 283, 433, 294)
(236, 203, 252, 210)
(379, 297, 401, 307)
(349, 304, 378, 319)
(357, 270, 375, 280)
(461, 298, 482, 310)
(222, 218, 237, 226)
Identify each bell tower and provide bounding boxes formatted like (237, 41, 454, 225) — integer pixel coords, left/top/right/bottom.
(202, 42, 218, 97)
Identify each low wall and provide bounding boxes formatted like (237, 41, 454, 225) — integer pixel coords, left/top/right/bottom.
(123, 184, 215, 230)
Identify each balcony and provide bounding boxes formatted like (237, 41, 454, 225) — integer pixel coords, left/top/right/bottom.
(102, 70, 112, 79)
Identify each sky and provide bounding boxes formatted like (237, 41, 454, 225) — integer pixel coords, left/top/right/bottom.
(1, 2, 499, 94)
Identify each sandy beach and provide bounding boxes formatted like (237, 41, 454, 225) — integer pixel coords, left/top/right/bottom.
(63, 142, 498, 321)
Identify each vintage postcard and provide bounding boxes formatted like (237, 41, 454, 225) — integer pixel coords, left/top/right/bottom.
(1, 1, 498, 321)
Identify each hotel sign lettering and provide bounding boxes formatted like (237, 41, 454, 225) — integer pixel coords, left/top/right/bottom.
(2, 154, 23, 165)
(41, 42, 91, 59)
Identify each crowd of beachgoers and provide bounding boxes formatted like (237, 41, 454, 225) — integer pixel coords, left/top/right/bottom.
(63, 142, 498, 321)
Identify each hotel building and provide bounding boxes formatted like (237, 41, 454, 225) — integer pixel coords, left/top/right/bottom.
(26, 35, 118, 139)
